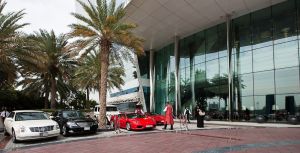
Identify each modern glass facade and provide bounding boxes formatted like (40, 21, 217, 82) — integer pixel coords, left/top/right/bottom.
(153, 0, 300, 122)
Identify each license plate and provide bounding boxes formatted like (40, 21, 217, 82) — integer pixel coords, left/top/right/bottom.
(40, 132, 48, 137)
(84, 127, 90, 131)
(146, 125, 153, 128)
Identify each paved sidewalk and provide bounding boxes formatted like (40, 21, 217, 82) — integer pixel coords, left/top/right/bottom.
(6, 127, 300, 153)
(177, 119, 300, 128)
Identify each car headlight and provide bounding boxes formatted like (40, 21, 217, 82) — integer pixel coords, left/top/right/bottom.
(20, 126, 26, 132)
(66, 122, 78, 127)
(55, 124, 60, 130)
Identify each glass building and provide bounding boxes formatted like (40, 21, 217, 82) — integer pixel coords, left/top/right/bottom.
(124, 0, 300, 122)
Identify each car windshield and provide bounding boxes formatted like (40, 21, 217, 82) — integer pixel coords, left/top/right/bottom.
(127, 113, 145, 119)
(15, 112, 49, 121)
(62, 111, 85, 119)
(146, 112, 157, 115)
(106, 107, 117, 111)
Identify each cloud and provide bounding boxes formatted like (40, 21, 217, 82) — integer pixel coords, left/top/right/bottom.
(4, 0, 76, 34)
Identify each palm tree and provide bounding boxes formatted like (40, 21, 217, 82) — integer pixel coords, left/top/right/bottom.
(70, 0, 144, 128)
(72, 49, 126, 98)
(0, 0, 28, 88)
(18, 30, 77, 109)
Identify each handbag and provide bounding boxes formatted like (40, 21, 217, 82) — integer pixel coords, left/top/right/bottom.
(199, 110, 205, 116)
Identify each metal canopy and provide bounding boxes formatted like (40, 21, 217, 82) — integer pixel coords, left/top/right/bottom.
(123, 0, 285, 51)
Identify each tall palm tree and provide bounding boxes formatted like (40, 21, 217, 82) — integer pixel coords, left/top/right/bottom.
(18, 30, 77, 109)
(70, 0, 144, 128)
(72, 50, 126, 101)
(0, 0, 28, 88)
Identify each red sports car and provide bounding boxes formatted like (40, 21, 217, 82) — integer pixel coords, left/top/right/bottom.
(111, 113, 156, 131)
(145, 112, 165, 125)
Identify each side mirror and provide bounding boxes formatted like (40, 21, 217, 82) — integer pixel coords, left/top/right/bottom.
(49, 116, 54, 119)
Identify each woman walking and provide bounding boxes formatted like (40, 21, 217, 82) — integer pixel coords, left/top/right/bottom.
(195, 105, 205, 128)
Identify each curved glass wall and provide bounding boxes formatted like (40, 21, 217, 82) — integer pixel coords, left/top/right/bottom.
(154, 0, 300, 122)
(154, 44, 175, 114)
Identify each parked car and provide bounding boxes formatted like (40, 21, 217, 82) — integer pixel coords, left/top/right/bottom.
(94, 105, 120, 123)
(3, 110, 60, 143)
(110, 113, 156, 131)
(145, 112, 165, 125)
(50, 110, 98, 136)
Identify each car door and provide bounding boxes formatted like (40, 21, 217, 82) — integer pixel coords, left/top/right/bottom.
(119, 114, 126, 128)
(4, 112, 15, 134)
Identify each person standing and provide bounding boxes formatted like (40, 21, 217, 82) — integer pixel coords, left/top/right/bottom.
(134, 105, 144, 115)
(1, 107, 9, 123)
(184, 107, 191, 123)
(163, 102, 174, 130)
(195, 105, 205, 128)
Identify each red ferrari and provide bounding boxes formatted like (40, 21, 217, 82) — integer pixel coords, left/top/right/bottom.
(111, 113, 156, 131)
(145, 112, 165, 125)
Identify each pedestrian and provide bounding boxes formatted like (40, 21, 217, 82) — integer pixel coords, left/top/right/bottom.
(1, 107, 10, 123)
(134, 104, 144, 115)
(195, 105, 205, 128)
(184, 107, 191, 123)
(163, 102, 174, 130)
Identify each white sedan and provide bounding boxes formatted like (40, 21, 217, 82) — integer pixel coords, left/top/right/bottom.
(4, 110, 60, 143)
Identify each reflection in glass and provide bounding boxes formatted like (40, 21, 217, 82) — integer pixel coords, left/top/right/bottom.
(252, 7, 272, 49)
(236, 51, 252, 74)
(275, 67, 300, 94)
(274, 41, 298, 69)
(206, 59, 219, 83)
(241, 96, 254, 120)
(238, 74, 253, 96)
(254, 71, 274, 95)
(253, 46, 274, 72)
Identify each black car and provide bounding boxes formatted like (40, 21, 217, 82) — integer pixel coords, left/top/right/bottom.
(51, 110, 98, 136)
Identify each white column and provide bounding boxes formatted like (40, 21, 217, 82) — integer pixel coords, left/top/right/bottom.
(226, 14, 232, 121)
(149, 50, 155, 112)
(174, 36, 180, 117)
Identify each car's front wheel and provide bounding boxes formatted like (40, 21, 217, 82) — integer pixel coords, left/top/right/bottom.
(3, 126, 9, 136)
(126, 123, 131, 131)
(62, 125, 68, 136)
(12, 129, 18, 143)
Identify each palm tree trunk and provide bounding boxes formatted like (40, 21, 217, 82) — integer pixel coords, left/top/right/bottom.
(86, 87, 89, 101)
(50, 76, 57, 109)
(44, 90, 49, 109)
(98, 39, 110, 128)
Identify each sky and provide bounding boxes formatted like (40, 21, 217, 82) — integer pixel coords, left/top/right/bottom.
(4, 0, 126, 102)
(4, 0, 125, 34)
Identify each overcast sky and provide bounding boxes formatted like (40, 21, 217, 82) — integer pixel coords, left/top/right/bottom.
(4, 0, 126, 102)
(4, 0, 125, 34)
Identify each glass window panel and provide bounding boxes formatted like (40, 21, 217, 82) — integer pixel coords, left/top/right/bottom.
(254, 70, 275, 95)
(239, 74, 253, 96)
(206, 40, 219, 61)
(236, 51, 252, 74)
(254, 95, 275, 115)
(233, 14, 252, 53)
(241, 96, 254, 111)
(273, 0, 297, 44)
(253, 46, 274, 72)
(274, 41, 298, 69)
(206, 26, 218, 43)
(218, 24, 227, 58)
(276, 94, 300, 116)
(240, 96, 255, 121)
(219, 57, 228, 77)
(207, 96, 220, 112)
(206, 59, 219, 83)
(252, 7, 272, 49)
(194, 63, 206, 84)
(275, 67, 300, 94)
(194, 31, 206, 64)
